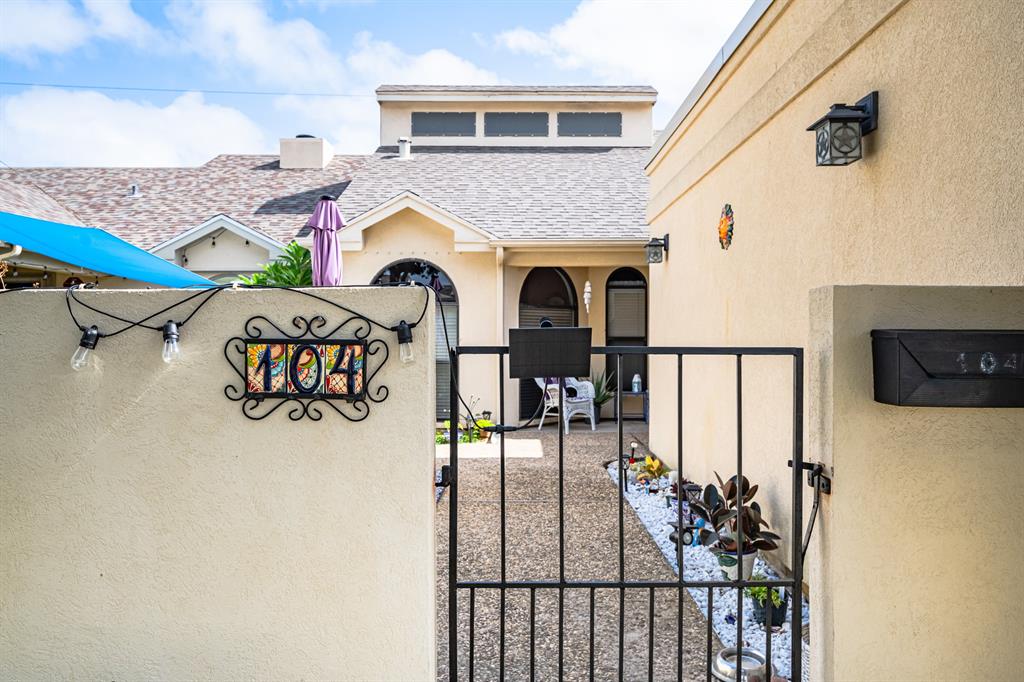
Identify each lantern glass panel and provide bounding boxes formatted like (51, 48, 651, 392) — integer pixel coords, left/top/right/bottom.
(829, 120, 862, 165)
(646, 242, 663, 264)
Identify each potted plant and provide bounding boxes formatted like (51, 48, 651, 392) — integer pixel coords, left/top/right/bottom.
(691, 472, 781, 581)
(590, 370, 616, 423)
(745, 573, 789, 627)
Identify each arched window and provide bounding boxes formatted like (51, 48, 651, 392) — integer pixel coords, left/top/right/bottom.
(373, 260, 457, 419)
(606, 267, 647, 394)
(518, 267, 578, 417)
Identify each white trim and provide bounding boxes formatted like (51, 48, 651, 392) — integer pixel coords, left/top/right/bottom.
(301, 192, 495, 253)
(645, 0, 774, 169)
(149, 214, 287, 260)
(491, 239, 647, 249)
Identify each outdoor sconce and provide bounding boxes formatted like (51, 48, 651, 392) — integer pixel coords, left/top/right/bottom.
(583, 280, 592, 314)
(645, 234, 669, 264)
(806, 91, 879, 166)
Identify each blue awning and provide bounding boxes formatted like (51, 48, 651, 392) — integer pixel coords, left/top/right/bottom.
(0, 211, 214, 288)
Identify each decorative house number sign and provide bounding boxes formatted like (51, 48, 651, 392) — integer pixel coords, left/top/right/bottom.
(245, 341, 365, 398)
(224, 314, 389, 421)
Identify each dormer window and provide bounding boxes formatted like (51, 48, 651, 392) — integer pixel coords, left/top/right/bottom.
(557, 112, 622, 137)
(484, 112, 548, 137)
(411, 112, 476, 137)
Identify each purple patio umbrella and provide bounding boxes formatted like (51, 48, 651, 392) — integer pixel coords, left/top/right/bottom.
(306, 194, 345, 286)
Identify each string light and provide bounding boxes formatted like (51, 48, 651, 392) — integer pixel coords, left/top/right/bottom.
(396, 320, 414, 363)
(59, 282, 429, 372)
(161, 320, 181, 363)
(71, 325, 99, 371)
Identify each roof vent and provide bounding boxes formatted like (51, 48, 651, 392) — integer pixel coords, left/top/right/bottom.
(128, 183, 141, 197)
(280, 135, 334, 169)
(398, 137, 412, 160)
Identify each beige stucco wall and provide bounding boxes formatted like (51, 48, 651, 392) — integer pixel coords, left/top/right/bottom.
(340, 207, 499, 418)
(380, 100, 654, 148)
(808, 285, 1024, 681)
(0, 287, 436, 680)
(645, 0, 1024, 574)
(178, 229, 271, 276)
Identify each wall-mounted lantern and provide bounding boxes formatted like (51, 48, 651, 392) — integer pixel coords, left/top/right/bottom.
(806, 91, 879, 166)
(645, 234, 669, 264)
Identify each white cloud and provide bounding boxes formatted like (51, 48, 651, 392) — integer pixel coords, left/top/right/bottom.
(82, 0, 160, 46)
(0, 0, 160, 61)
(0, 88, 268, 166)
(167, 0, 346, 89)
(494, 0, 754, 125)
(274, 31, 500, 153)
(0, 0, 91, 60)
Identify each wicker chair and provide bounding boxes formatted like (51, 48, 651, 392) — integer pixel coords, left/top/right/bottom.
(534, 377, 597, 434)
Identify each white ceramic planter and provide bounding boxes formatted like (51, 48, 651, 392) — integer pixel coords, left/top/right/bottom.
(717, 550, 757, 581)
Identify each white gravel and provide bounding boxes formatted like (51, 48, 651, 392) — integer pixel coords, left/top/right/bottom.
(608, 464, 810, 681)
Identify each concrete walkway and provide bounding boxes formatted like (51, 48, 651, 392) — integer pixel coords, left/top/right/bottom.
(436, 426, 720, 681)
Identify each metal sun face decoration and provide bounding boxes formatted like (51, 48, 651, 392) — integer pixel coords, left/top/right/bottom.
(718, 204, 734, 250)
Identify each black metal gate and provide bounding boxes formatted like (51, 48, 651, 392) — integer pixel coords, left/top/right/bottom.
(447, 345, 804, 681)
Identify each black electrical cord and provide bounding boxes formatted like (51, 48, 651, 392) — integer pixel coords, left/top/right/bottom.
(63, 281, 431, 340)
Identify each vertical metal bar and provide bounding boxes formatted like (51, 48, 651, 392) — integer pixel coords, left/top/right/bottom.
(557, 376, 565, 681)
(765, 594, 773, 677)
(449, 352, 459, 681)
(616, 353, 625, 682)
(499, 355, 506, 682)
(468, 587, 476, 682)
(791, 351, 805, 681)
(648, 587, 655, 682)
(589, 586, 596, 682)
(705, 588, 714, 682)
(735, 355, 744, 680)
(529, 586, 536, 682)
(676, 353, 684, 682)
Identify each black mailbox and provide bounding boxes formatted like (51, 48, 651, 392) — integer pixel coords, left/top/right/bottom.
(871, 329, 1024, 407)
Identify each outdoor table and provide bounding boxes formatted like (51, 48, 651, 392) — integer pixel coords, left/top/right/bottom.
(614, 389, 649, 422)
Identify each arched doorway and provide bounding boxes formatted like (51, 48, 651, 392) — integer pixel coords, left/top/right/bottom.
(373, 260, 457, 420)
(518, 267, 578, 418)
(605, 267, 647, 400)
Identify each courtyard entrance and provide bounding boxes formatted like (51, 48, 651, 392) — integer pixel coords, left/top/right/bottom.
(440, 345, 806, 681)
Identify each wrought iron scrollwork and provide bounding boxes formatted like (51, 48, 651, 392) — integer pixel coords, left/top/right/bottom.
(224, 314, 390, 422)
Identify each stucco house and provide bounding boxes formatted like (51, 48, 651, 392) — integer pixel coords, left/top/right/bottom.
(643, 0, 1024, 679)
(0, 85, 657, 420)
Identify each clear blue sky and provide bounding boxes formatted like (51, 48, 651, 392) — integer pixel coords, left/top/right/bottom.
(0, 0, 752, 166)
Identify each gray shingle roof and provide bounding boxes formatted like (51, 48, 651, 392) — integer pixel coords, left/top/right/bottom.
(1, 144, 648, 249)
(336, 146, 649, 242)
(0, 156, 365, 249)
(0, 179, 83, 225)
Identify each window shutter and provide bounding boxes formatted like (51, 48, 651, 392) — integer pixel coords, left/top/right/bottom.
(607, 289, 646, 338)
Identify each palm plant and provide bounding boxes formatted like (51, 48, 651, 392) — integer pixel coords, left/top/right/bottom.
(238, 241, 312, 287)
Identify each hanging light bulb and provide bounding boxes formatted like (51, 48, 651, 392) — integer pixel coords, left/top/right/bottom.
(71, 325, 99, 371)
(161, 320, 181, 363)
(396, 320, 414, 364)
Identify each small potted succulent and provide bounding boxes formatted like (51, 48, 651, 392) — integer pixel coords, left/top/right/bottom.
(745, 573, 789, 627)
(691, 472, 781, 581)
(590, 370, 616, 423)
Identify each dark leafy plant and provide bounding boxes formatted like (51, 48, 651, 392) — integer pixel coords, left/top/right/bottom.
(691, 472, 781, 555)
(590, 370, 616, 408)
(238, 241, 312, 287)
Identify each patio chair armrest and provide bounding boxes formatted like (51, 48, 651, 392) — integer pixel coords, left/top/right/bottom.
(569, 379, 596, 399)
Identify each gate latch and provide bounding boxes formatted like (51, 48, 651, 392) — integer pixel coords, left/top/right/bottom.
(787, 460, 831, 494)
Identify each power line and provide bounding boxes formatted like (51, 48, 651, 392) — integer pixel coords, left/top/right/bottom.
(0, 81, 374, 98)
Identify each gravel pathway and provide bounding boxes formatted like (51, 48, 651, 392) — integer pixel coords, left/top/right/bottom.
(436, 427, 721, 681)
